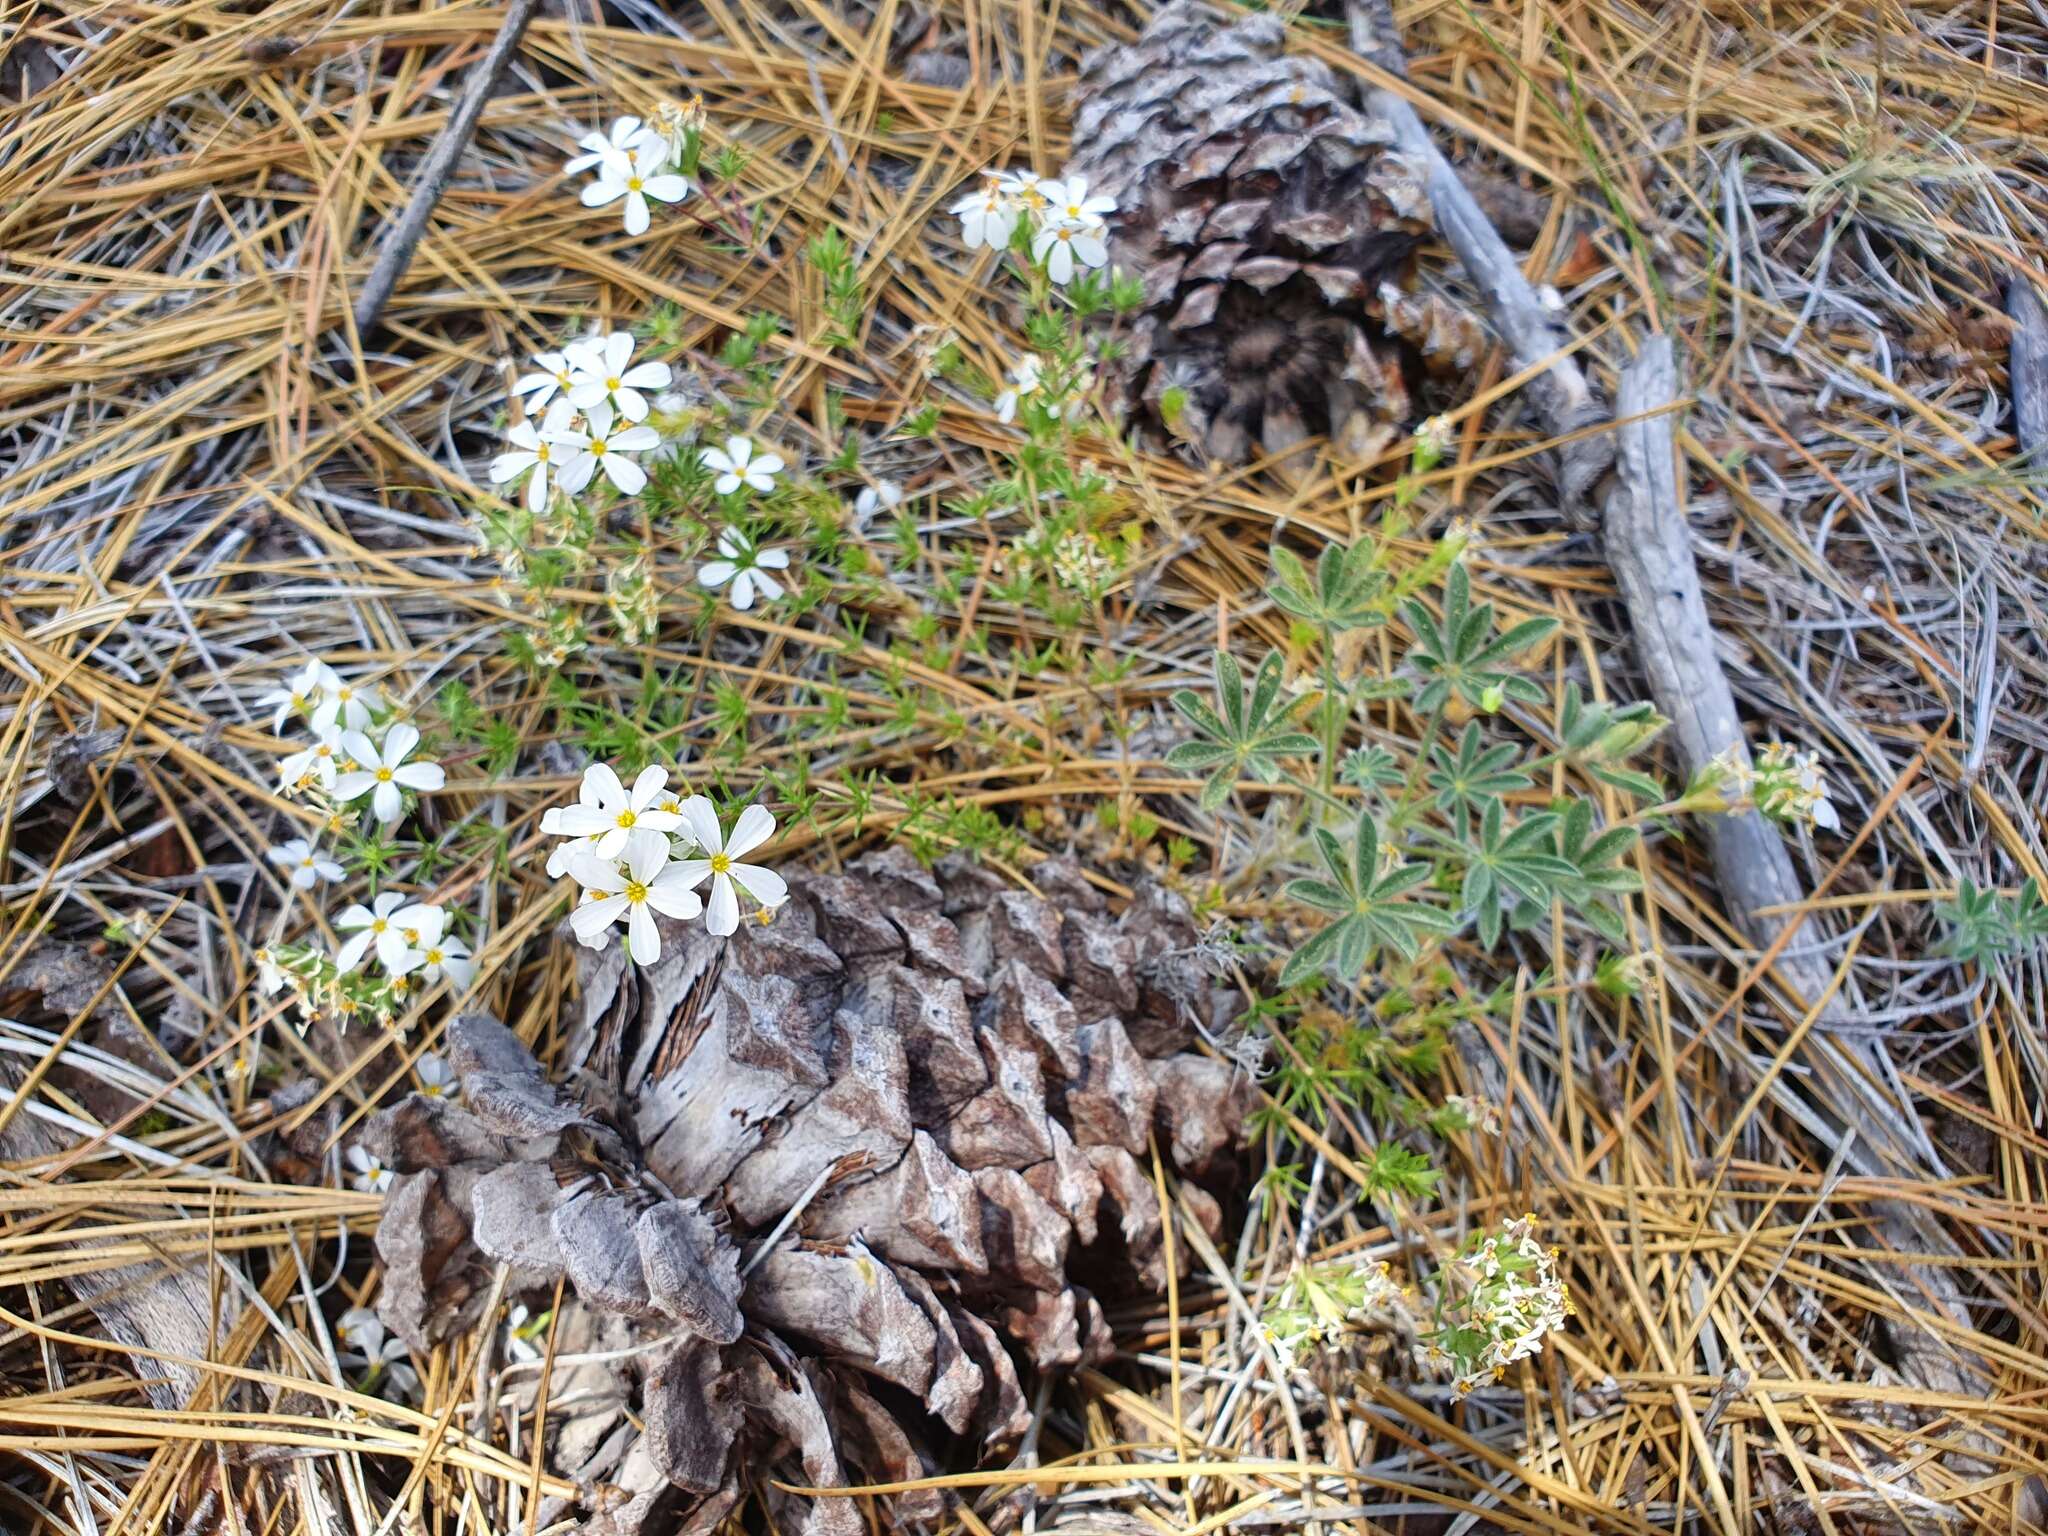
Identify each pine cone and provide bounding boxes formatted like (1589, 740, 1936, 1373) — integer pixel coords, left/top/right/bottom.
(361, 848, 1253, 1535)
(1067, 1, 1485, 462)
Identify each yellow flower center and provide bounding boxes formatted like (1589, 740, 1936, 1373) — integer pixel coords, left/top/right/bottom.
(315, 744, 331, 758)
(1057, 228, 1072, 242)
(710, 852, 731, 875)
(426, 948, 443, 965)
(300, 857, 315, 868)
(606, 375, 621, 390)
(375, 766, 394, 782)
(536, 444, 551, 462)
(370, 918, 387, 933)
(627, 176, 644, 192)
(616, 809, 637, 827)
(556, 369, 570, 385)
(624, 879, 648, 904)
(402, 927, 420, 943)
(338, 687, 353, 700)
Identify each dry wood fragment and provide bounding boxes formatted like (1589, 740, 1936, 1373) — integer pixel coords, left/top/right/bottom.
(351, 0, 544, 335)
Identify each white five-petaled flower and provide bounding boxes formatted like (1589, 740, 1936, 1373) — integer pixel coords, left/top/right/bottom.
(268, 837, 343, 890)
(336, 890, 443, 974)
(578, 127, 692, 237)
(336, 1306, 419, 1399)
(333, 722, 444, 825)
(566, 116, 665, 174)
(416, 1053, 459, 1100)
(997, 169, 1056, 215)
(951, 177, 1019, 250)
(1048, 174, 1115, 233)
(697, 525, 790, 610)
(512, 348, 580, 413)
(551, 400, 662, 498)
(672, 798, 787, 937)
(566, 330, 671, 423)
(567, 836, 707, 964)
(412, 933, 476, 991)
(346, 1144, 393, 1194)
(490, 400, 575, 513)
(1032, 217, 1109, 285)
(311, 676, 382, 735)
(851, 480, 903, 529)
(547, 763, 686, 860)
(504, 1303, 545, 1364)
(259, 660, 341, 731)
(279, 729, 345, 792)
(700, 435, 784, 497)
(995, 355, 1042, 424)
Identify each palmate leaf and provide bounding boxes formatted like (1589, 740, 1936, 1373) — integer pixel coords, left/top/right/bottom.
(1167, 649, 1319, 811)
(1459, 799, 1579, 949)
(1281, 813, 1453, 986)
(1426, 721, 1532, 833)
(1268, 538, 1390, 632)
(1400, 563, 1558, 715)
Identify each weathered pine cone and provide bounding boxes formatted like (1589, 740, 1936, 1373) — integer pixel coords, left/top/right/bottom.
(362, 848, 1253, 1535)
(1067, 1, 1488, 462)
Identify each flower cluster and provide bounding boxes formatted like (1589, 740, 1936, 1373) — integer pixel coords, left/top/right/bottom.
(1259, 1258, 1412, 1371)
(568, 115, 693, 236)
(494, 330, 671, 512)
(1417, 1217, 1573, 1398)
(949, 169, 1116, 286)
(1750, 741, 1842, 832)
(540, 762, 787, 961)
(270, 660, 444, 828)
(1687, 742, 1841, 833)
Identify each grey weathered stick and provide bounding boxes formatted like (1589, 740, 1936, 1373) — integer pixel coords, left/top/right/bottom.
(2007, 275, 2048, 460)
(351, 0, 544, 335)
(1343, 0, 1609, 520)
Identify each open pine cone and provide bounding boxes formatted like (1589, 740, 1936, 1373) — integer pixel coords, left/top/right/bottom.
(360, 848, 1253, 1534)
(1068, 1, 1488, 462)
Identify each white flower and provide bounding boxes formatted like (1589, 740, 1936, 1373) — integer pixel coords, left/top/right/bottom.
(951, 177, 1019, 250)
(489, 400, 574, 513)
(333, 722, 444, 825)
(851, 480, 903, 529)
(412, 933, 476, 991)
(995, 356, 1042, 424)
(268, 837, 343, 890)
(566, 330, 671, 423)
(338, 1306, 384, 1352)
(346, 1144, 393, 1194)
(279, 729, 345, 792)
(504, 1303, 546, 1364)
(996, 169, 1056, 216)
(546, 763, 686, 861)
(1047, 176, 1114, 230)
(578, 132, 692, 237)
(672, 798, 788, 937)
(336, 890, 442, 973)
(259, 660, 340, 731)
(697, 525, 789, 610)
(512, 349, 579, 413)
(1032, 218, 1108, 285)
(336, 1306, 419, 1399)
(700, 435, 784, 496)
(566, 116, 664, 174)
(311, 676, 382, 736)
(255, 948, 287, 996)
(551, 401, 661, 498)
(566, 836, 707, 964)
(416, 1053, 459, 1100)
